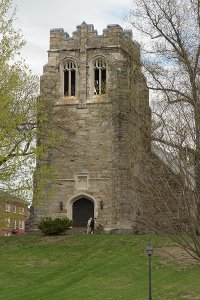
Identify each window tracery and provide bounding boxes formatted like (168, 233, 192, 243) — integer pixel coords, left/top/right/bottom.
(63, 60, 77, 96)
(93, 59, 107, 95)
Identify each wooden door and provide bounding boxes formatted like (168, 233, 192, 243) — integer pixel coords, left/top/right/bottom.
(73, 198, 94, 227)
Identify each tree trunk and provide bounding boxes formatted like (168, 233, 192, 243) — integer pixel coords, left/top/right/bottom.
(194, 107, 200, 229)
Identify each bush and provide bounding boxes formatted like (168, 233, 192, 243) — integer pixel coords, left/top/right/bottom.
(38, 217, 72, 235)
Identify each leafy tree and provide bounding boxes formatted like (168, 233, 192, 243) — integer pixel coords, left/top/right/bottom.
(0, 0, 39, 199)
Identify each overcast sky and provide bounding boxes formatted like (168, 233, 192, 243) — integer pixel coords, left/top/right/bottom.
(13, 0, 132, 75)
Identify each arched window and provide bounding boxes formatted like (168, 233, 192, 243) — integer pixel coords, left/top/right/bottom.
(63, 61, 77, 96)
(93, 59, 107, 95)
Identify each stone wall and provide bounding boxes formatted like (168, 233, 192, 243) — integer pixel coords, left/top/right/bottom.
(33, 22, 150, 231)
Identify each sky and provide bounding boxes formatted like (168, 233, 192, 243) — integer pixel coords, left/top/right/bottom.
(13, 0, 132, 76)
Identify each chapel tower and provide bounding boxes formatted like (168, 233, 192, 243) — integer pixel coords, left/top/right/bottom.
(33, 22, 150, 231)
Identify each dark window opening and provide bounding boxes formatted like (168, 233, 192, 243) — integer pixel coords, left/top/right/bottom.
(64, 70, 69, 96)
(71, 69, 76, 96)
(63, 61, 76, 96)
(94, 69, 99, 95)
(93, 59, 107, 95)
(101, 69, 106, 94)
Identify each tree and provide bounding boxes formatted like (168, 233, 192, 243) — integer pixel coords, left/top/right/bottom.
(0, 0, 39, 199)
(127, 0, 200, 260)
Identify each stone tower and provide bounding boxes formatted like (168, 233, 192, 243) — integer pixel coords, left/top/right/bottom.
(33, 22, 150, 231)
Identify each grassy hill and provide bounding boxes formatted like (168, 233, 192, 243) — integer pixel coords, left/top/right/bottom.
(0, 233, 199, 300)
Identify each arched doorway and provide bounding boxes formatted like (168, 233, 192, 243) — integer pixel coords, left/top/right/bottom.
(72, 198, 94, 227)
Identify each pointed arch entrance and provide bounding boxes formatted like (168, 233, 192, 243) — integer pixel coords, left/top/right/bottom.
(73, 198, 94, 227)
(66, 193, 98, 228)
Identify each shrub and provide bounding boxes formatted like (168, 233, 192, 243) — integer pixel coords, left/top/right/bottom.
(38, 217, 72, 235)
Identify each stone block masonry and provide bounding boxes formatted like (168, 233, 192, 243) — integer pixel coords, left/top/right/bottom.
(33, 22, 150, 231)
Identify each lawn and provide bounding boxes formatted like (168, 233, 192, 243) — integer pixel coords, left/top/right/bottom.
(0, 233, 199, 300)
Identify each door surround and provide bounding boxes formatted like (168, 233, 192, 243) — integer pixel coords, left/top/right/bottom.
(66, 193, 98, 221)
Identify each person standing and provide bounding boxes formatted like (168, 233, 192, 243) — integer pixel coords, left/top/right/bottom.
(90, 218, 95, 234)
(87, 217, 92, 234)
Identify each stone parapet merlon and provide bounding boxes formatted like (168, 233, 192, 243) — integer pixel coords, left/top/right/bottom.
(49, 22, 139, 56)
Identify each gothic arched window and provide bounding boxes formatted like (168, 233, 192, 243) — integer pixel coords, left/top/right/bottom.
(63, 60, 77, 96)
(93, 59, 107, 95)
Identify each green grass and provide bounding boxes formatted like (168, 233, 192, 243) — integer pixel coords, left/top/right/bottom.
(0, 233, 199, 299)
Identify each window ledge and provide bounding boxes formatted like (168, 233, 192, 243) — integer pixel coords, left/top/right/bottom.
(64, 96, 76, 99)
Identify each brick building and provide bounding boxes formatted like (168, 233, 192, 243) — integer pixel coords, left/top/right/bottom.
(0, 191, 29, 236)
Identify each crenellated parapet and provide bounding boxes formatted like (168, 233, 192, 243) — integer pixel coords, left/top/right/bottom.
(49, 22, 138, 56)
(42, 22, 144, 105)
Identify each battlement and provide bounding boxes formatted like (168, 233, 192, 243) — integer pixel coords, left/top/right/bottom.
(49, 22, 134, 51)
